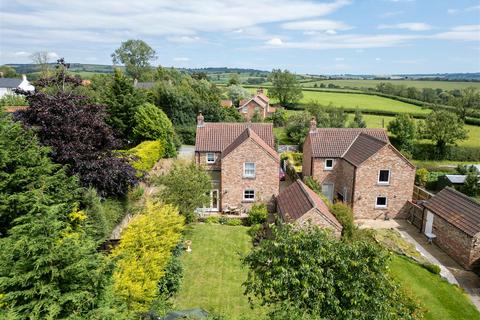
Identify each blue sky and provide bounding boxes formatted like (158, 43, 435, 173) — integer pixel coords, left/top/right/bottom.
(1, 0, 479, 74)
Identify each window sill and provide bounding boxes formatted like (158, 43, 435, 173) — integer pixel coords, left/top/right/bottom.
(375, 206, 388, 210)
(242, 199, 255, 203)
(324, 168, 333, 171)
(243, 176, 256, 179)
(376, 182, 390, 186)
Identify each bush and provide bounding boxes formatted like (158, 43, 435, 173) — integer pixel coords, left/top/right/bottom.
(158, 244, 184, 297)
(330, 202, 356, 240)
(0, 93, 28, 107)
(304, 176, 322, 194)
(226, 218, 242, 226)
(415, 168, 429, 187)
(219, 216, 228, 225)
(205, 216, 220, 224)
(247, 203, 268, 225)
(248, 224, 262, 237)
(422, 263, 441, 275)
(125, 140, 165, 176)
(175, 125, 196, 145)
(133, 103, 177, 157)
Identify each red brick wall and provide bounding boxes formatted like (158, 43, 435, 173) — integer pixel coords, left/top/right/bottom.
(239, 100, 266, 121)
(352, 145, 415, 219)
(221, 138, 279, 210)
(196, 151, 222, 170)
(296, 208, 342, 238)
(423, 211, 477, 270)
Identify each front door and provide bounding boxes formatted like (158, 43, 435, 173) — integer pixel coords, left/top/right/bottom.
(424, 211, 434, 234)
(208, 189, 219, 212)
(322, 183, 334, 202)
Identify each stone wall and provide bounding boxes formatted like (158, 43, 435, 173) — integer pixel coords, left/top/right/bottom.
(352, 145, 415, 219)
(221, 138, 279, 210)
(423, 211, 476, 270)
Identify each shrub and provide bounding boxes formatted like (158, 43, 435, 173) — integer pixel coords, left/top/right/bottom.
(175, 125, 196, 145)
(112, 202, 184, 312)
(226, 218, 242, 226)
(219, 216, 228, 225)
(330, 202, 356, 240)
(415, 168, 429, 187)
(0, 93, 28, 107)
(247, 203, 268, 225)
(304, 176, 322, 194)
(248, 224, 262, 237)
(157, 244, 184, 297)
(205, 216, 220, 224)
(133, 103, 177, 157)
(126, 140, 165, 176)
(422, 263, 441, 275)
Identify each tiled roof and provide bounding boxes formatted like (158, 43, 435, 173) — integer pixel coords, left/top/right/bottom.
(423, 187, 480, 237)
(343, 133, 388, 166)
(445, 175, 467, 184)
(222, 127, 279, 160)
(277, 180, 342, 230)
(0, 78, 22, 88)
(308, 128, 389, 158)
(238, 95, 268, 109)
(257, 93, 269, 103)
(195, 122, 275, 152)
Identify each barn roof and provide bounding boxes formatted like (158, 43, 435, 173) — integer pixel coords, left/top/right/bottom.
(0, 78, 22, 88)
(423, 187, 480, 237)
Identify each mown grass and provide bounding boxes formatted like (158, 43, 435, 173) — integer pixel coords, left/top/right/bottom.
(389, 255, 480, 320)
(301, 79, 480, 90)
(173, 224, 266, 319)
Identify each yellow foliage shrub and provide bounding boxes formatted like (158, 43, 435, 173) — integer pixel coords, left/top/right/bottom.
(112, 202, 184, 312)
(127, 140, 165, 174)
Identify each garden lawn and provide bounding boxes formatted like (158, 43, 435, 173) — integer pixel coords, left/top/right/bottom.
(173, 224, 266, 319)
(389, 255, 479, 320)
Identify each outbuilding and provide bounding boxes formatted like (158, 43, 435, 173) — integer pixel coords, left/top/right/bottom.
(422, 187, 480, 270)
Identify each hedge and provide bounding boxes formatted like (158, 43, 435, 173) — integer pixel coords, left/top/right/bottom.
(125, 140, 165, 176)
(175, 125, 196, 145)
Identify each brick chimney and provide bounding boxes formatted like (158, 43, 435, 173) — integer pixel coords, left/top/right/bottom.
(197, 112, 205, 127)
(309, 117, 317, 132)
(21, 74, 27, 81)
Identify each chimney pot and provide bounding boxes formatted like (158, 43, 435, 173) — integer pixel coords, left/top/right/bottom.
(21, 74, 27, 81)
(257, 88, 264, 95)
(197, 112, 205, 127)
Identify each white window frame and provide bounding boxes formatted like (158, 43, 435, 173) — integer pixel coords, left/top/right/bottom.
(242, 106, 248, 113)
(243, 162, 256, 178)
(324, 159, 334, 170)
(378, 170, 390, 184)
(375, 196, 388, 208)
(206, 152, 216, 164)
(243, 189, 255, 201)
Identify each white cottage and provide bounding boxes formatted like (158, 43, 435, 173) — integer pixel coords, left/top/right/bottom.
(0, 75, 34, 97)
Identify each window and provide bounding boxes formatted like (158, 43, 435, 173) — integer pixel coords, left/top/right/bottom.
(376, 196, 388, 208)
(242, 107, 248, 113)
(324, 159, 334, 170)
(244, 162, 256, 178)
(244, 189, 255, 201)
(378, 170, 390, 184)
(206, 153, 215, 164)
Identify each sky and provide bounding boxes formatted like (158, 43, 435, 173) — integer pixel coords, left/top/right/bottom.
(1, 0, 479, 75)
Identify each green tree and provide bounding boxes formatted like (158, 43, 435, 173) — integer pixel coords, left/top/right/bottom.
(251, 110, 263, 122)
(156, 162, 211, 222)
(243, 224, 421, 320)
(268, 108, 287, 127)
(454, 87, 480, 120)
(30, 51, 53, 78)
(133, 103, 177, 157)
(228, 73, 240, 85)
(268, 69, 303, 107)
(111, 39, 157, 80)
(388, 114, 416, 151)
(0, 198, 106, 318)
(285, 111, 311, 145)
(103, 69, 147, 139)
(0, 65, 17, 78)
(460, 171, 479, 197)
(328, 108, 347, 128)
(227, 84, 250, 107)
(349, 108, 366, 128)
(0, 115, 80, 236)
(420, 111, 468, 157)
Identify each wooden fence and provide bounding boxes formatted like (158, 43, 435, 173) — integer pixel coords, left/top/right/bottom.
(405, 201, 424, 230)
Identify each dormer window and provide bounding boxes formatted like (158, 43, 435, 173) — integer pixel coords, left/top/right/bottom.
(206, 152, 216, 164)
(324, 159, 334, 170)
(378, 170, 390, 184)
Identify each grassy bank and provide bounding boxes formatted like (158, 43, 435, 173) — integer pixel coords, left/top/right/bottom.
(301, 79, 480, 90)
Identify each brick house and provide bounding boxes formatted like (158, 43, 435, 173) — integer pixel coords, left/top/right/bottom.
(302, 120, 415, 219)
(194, 113, 279, 212)
(238, 88, 276, 121)
(422, 187, 480, 270)
(276, 179, 342, 237)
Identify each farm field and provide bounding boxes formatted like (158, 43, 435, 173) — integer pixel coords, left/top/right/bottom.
(173, 224, 266, 319)
(247, 88, 430, 115)
(389, 255, 479, 320)
(301, 79, 480, 90)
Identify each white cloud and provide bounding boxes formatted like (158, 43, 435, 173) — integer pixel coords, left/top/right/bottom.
(447, 9, 460, 15)
(166, 36, 201, 43)
(14, 51, 30, 56)
(375, 57, 381, 61)
(433, 25, 480, 41)
(334, 57, 344, 61)
(378, 22, 432, 31)
(449, 5, 480, 14)
(380, 11, 404, 18)
(267, 38, 284, 46)
(173, 57, 190, 62)
(282, 19, 352, 32)
(47, 52, 59, 60)
(325, 29, 338, 35)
